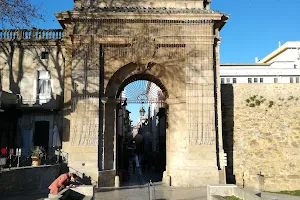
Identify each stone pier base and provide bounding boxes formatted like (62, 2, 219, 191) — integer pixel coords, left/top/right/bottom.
(98, 170, 116, 187)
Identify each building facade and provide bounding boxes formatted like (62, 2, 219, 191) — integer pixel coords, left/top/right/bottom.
(220, 41, 300, 84)
(0, 31, 65, 157)
(146, 81, 164, 153)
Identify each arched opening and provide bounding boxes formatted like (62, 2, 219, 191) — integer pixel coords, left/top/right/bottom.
(115, 75, 168, 186)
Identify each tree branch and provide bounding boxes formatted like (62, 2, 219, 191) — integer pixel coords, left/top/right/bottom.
(0, 0, 43, 28)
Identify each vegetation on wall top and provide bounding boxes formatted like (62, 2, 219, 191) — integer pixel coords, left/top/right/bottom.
(245, 95, 299, 109)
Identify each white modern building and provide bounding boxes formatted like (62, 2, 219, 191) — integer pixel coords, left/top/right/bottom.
(220, 41, 300, 84)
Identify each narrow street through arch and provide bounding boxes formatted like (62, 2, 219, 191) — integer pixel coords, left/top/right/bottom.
(116, 80, 167, 187)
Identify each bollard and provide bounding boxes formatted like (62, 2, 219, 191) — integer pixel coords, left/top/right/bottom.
(148, 180, 156, 200)
(115, 175, 120, 188)
(165, 175, 171, 186)
(162, 171, 167, 184)
(255, 172, 264, 197)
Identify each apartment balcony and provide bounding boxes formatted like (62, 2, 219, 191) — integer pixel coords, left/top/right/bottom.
(0, 29, 64, 41)
(17, 94, 63, 111)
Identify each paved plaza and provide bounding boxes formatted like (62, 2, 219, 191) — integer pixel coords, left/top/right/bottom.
(94, 170, 207, 200)
(95, 185, 207, 200)
(2, 185, 207, 200)
(2, 170, 207, 200)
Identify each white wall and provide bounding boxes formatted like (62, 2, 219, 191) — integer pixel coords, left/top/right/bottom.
(220, 43, 300, 85)
(268, 48, 300, 63)
(221, 57, 300, 84)
(147, 82, 164, 152)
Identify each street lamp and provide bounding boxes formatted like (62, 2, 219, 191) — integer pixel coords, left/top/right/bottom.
(101, 96, 109, 104)
(139, 106, 145, 117)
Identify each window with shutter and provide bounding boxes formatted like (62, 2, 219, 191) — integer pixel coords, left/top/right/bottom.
(37, 71, 51, 104)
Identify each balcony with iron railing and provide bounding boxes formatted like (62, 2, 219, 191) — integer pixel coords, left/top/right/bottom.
(0, 29, 64, 41)
(17, 94, 63, 110)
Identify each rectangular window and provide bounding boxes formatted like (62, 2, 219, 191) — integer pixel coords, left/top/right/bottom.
(41, 52, 49, 59)
(290, 77, 294, 83)
(248, 78, 252, 83)
(233, 78, 237, 84)
(260, 78, 264, 83)
(296, 77, 300, 83)
(37, 71, 51, 96)
(221, 78, 224, 84)
(254, 78, 258, 83)
(226, 78, 231, 83)
(274, 78, 278, 83)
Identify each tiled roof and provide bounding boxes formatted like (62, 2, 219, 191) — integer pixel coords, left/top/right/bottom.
(74, 6, 222, 14)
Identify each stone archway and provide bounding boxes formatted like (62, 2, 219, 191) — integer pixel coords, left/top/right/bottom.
(102, 59, 218, 187)
(108, 72, 169, 185)
(116, 73, 169, 100)
(59, 0, 228, 187)
(102, 63, 175, 174)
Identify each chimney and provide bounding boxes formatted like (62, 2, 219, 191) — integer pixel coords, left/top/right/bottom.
(255, 57, 259, 63)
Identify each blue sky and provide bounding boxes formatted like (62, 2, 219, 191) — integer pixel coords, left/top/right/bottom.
(212, 0, 300, 63)
(30, 0, 300, 63)
(21, 0, 300, 123)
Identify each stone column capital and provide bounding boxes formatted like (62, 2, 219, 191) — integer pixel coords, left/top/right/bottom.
(165, 97, 186, 105)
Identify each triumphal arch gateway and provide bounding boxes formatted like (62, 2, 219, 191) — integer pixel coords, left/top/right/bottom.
(57, 0, 228, 186)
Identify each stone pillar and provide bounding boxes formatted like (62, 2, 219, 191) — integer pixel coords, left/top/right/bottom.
(62, 37, 100, 186)
(97, 99, 118, 187)
(103, 99, 117, 170)
(214, 30, 224, 158)
(176, 38, 219, 186)
(185, 41, 216, 145)
(214, 34, 226, 184)
(62, 45, 72, 148)
(165, 98, 188, 187)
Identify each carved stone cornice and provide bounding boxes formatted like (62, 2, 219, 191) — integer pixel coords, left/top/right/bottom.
(68, 35, 215, 45)
(165, 97, 186, 105)
(56, 10, 226, 24)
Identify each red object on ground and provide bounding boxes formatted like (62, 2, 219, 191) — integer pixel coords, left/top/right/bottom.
(1, 148, 7, 155)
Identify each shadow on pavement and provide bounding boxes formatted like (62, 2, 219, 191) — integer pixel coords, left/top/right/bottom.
(0, 190, 49, 200)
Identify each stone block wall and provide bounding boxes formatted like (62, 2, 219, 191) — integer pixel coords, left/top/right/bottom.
(65, 97, 100, 186)
(222, 84, 300, 191)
